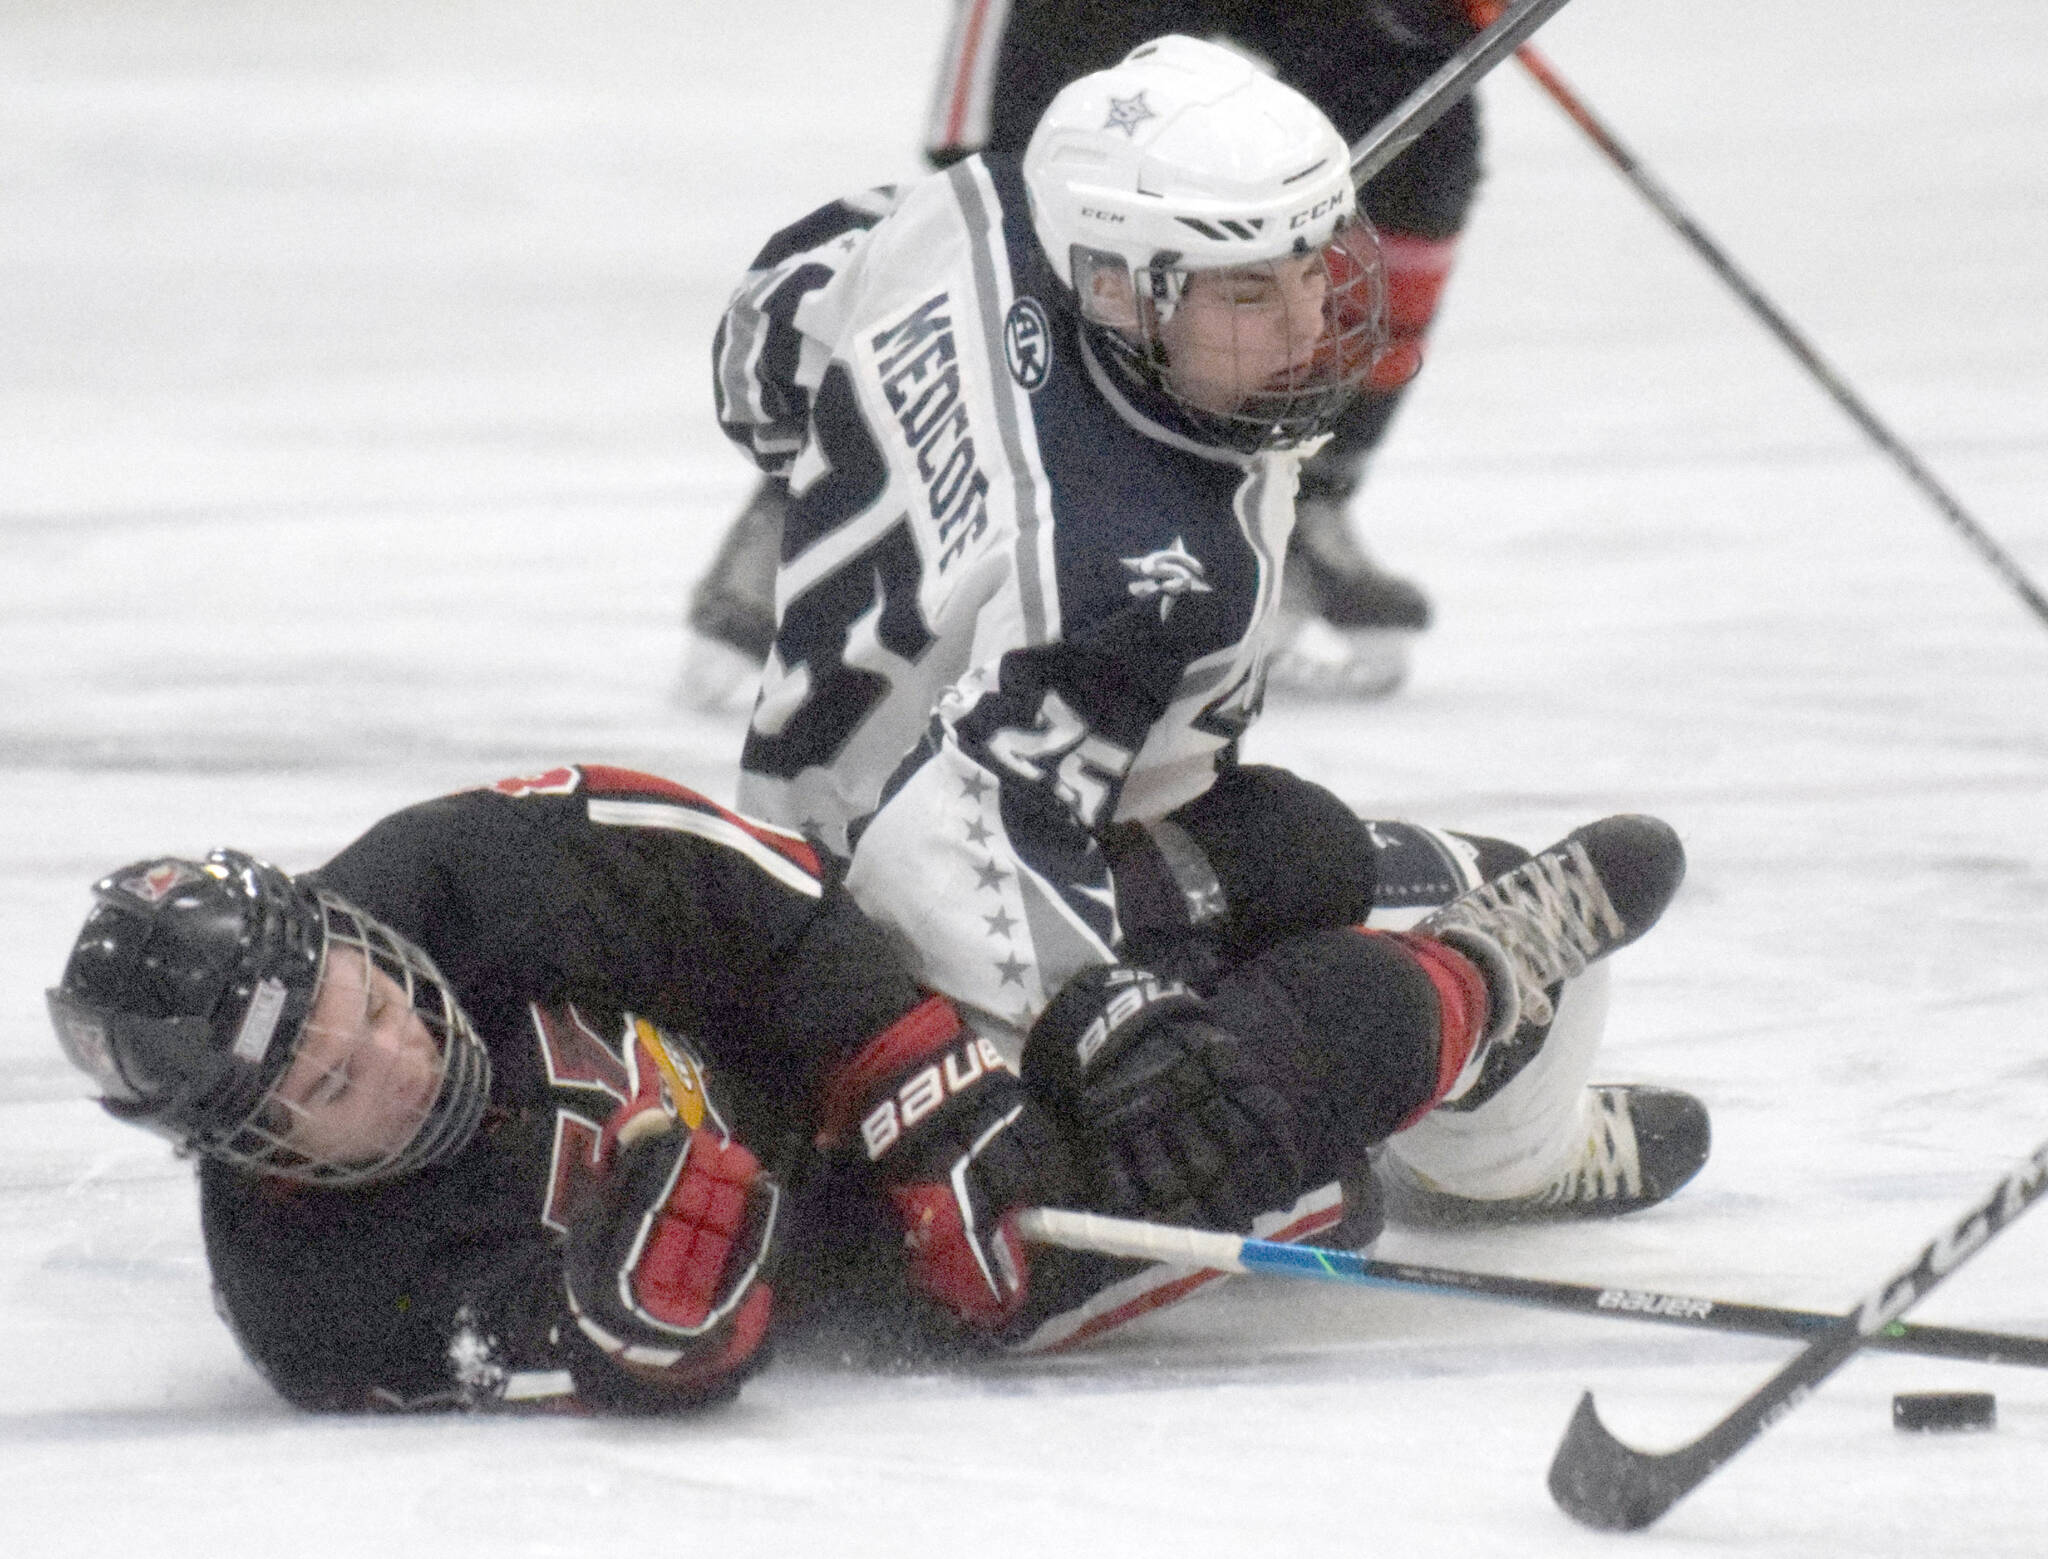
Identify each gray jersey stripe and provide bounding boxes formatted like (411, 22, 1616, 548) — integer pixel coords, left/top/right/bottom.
(717, 268, 790, 431)
(946, 159, 1054, 648)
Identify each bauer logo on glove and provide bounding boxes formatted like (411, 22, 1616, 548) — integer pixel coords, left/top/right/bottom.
(1073, 968, 1195, 1068)
(859, 1032, 1012, 1160)
(820, 994, 1072, 1332)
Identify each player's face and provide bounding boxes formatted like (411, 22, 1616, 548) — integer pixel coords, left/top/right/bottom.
(1156, 253, 1330, 415)
(266, 946, 441, 1168)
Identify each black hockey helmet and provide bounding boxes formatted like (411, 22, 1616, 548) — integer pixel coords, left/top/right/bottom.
(49, 852, 322, 1152)
(48, 850, 492, 1185)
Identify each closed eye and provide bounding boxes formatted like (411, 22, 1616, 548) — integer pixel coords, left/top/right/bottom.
(306, 1062, 351, 1109)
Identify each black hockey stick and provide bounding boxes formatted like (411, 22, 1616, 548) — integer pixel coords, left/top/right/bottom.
(1548, 1134, 2048, 1532)
(1464, 0, 2048, 630)
(1016, 1208, 2048, 1368)
(1347, 0, 1580, 186)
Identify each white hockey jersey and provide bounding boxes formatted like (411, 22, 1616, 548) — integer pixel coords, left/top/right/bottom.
(716, 153, 1306, 1039)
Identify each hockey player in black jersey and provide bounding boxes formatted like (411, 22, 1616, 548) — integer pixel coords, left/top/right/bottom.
(49, 754, 1705, 1400)
(713, 34, 1711, 1271)
(679, 0, 1491, 708)
(46, 764, 1102, 1409)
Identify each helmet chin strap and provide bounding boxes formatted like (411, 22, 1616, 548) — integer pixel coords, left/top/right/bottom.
(1140, 258, 1186, 322)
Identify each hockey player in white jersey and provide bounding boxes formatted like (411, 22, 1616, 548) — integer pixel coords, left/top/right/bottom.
(681, 0, 1490, 710)
(713, 37, 1709, 1308)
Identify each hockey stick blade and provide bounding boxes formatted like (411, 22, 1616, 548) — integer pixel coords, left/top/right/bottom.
(1015, 1208, 2048, 1369)
(1549, 1392, 1697, 1532)
(1548, 1134, 2048, 1531)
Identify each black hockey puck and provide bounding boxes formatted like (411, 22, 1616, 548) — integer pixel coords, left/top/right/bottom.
(1891, 1391, 1996, 1432)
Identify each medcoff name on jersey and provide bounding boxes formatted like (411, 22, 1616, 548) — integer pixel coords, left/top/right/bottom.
(871, 293, 991, 570)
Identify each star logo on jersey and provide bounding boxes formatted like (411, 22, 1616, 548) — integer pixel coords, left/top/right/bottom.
(1122, 538, 1213, 620)
(1103, 91, 1156, 137)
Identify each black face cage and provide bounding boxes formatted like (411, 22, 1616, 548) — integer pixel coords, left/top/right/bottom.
(215, 892, 492, 1186)
(1080, 216, 1390, 454)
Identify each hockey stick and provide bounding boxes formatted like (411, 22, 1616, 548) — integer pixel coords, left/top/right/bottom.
(1464, 0, 2048, 630)
(1347, 0, 1580, 186)
(1547, 1133, 2048, 1531)
(1016, 1207, 2048, 1369)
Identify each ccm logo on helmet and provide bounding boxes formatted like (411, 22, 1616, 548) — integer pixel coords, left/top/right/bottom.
(860, 1036, 1010, 1160)
(1288, 193, 1347, 230)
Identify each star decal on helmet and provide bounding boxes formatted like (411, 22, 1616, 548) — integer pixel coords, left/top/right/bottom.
(1103, 91, 1156, 137)
(1122, 537, 1214, 620)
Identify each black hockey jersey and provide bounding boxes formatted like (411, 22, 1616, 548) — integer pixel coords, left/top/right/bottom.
(198, 764, 924, 1411)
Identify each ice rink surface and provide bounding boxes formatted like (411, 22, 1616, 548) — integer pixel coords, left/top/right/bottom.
(4, 2, 2046, 1553)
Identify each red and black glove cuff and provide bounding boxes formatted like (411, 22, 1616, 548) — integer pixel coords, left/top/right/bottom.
(816, 995, 1011, 1162)
(818, 996, 1069, 1331)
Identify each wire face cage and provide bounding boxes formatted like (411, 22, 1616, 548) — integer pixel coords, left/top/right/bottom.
(219, 893, 492, 1186)
(1075, 216, 1392, 453)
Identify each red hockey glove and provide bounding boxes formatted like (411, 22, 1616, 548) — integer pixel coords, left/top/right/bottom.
(563, 1108, 778, 1408)
(1022, 965, 1309, 1232)
(817, 995, 1071, 1333)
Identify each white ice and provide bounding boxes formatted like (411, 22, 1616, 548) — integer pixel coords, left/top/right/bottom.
(4, 2, 2046, 1554)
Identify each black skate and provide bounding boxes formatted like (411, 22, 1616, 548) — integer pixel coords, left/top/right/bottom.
(1383, 1085, 1711, 1226)
(1266, 496, 1431, 700)
(1423, 813, 1685, 1045)
(674, 478, 783, 711)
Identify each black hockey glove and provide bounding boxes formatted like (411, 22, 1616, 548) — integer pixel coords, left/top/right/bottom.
(563, 1104, 778, 1409)
(1022, 965, 1308, 1232)
(817, 995, 1072, 1334)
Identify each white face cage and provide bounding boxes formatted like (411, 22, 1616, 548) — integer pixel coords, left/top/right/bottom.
(215, 893, 492, 1187)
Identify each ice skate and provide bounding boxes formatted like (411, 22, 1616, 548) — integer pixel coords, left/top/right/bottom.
(1265, 495, 1431, 699)
(1383, 814, 1704, 1225)
(1425, 813, 1684, 1040)
(673, 479, 784, 712)
(1382, 1084, 1711, 1225)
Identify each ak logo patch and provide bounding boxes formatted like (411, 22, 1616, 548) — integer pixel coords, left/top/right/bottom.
(1004, 297, 1052, 392)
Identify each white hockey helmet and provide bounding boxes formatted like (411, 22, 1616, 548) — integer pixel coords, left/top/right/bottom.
(1022, 35, 1388, 449)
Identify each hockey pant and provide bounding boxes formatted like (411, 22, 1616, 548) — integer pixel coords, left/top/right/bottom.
(1009, 823, 1613, 1353)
